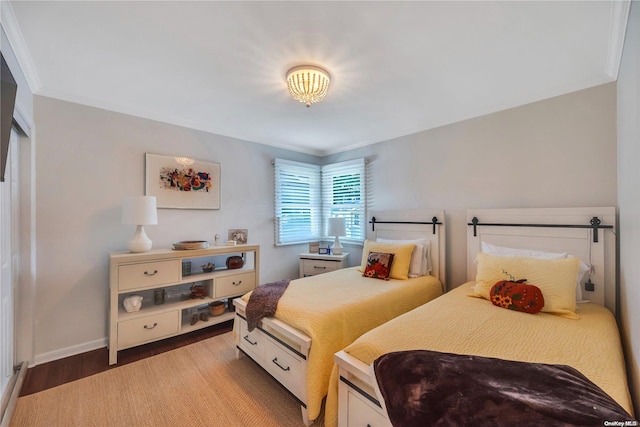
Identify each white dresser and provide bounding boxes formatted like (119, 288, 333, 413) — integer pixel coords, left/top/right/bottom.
(109, 244, 259, 364)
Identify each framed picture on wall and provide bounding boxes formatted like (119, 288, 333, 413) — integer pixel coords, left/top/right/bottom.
(145, 153, 221, 209)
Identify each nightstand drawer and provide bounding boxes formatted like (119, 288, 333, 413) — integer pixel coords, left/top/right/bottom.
(118, 260, 181, 291)
(301, 259, 339, 276)
(118, 311, 179, 349)
(215, 272, 256, 298)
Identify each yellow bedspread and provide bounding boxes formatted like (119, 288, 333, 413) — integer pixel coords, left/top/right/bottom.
(325, 281, 634, 427)
(243, 267, 443, 421)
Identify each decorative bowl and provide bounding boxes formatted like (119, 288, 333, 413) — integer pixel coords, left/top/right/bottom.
(209, 301, 225, 316)
(173, 240, 209, 250)
(201, 263, 215, 273)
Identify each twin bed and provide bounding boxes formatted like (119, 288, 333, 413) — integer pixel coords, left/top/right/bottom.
(328, 207, 634, 426)
(234, 207, 635, 426)
(233, 209, 446, 425)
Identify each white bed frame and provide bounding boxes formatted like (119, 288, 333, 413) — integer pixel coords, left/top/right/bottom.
(334, 207, 617, 427)
(233, 209, 446, 425)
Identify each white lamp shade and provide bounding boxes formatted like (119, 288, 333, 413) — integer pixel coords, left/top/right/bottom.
(328, 217, 346, 255)
(122, 196, 157, 253)
(328, 217, 346, 237)
(122, 196, 158, 225)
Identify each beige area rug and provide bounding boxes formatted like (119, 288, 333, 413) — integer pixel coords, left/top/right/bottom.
(10, 332, 324, 426)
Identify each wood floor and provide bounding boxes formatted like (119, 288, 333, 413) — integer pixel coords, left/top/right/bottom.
(19, 320, 233, 397)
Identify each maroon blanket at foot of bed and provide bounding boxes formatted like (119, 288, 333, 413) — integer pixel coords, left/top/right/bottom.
(373, 350, 635, 427)
(245, 279, 290, 331)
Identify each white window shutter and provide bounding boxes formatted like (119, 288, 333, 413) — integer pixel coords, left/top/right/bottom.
(274, 159, 321, 245)
(321, 158, 366, 243)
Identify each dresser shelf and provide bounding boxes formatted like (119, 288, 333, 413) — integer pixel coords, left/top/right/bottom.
(109, 244, 259, 364)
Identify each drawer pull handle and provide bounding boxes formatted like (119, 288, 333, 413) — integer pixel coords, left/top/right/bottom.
(144, 323, 158, 330)
(313, 266, 326, 270)
(144, 270, 158, 276)
(232, 280, 242, 286)
(272, 357, 290, 372)
(243, 335, 257, 346)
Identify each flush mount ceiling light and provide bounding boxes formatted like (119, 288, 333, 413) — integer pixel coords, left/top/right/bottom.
(286, 65, 330, 107)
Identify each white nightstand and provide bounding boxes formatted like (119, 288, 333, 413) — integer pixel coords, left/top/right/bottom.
(299, 252, 350, 278)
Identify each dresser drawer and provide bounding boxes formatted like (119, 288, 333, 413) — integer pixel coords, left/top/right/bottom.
(237, 317, 267, 363)
(264, 339, 306, 400)
(215, 272, 255, 298)
(118, 311, 179, 349)
(301, 259, 339, 276)
(118, 260, 181, 291)
(347, 388, 391, 427)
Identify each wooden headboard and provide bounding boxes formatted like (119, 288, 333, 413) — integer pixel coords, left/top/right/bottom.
(466, 207, 616, 313)
(367, 209, 446, 288)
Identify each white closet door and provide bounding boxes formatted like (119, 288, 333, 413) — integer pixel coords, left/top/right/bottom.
(0, 128, 18, 402)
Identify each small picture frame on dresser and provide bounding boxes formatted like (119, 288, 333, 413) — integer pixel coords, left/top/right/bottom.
(318, 247, 329, 255)
(228, 229, 248, 244)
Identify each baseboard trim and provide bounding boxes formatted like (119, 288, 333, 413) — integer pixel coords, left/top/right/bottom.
(33, 338, 107, 367)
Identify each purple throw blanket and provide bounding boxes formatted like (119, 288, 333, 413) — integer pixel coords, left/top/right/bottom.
(245, 279, 290, 331)
(373, 350, 635, 427)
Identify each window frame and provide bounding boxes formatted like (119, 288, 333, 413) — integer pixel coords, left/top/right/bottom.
(321, 158, 366, 244)
(273, 159, 322, 246)
(274, 158, 366, 246)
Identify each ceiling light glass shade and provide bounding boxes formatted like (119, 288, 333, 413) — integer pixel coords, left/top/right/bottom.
(286, 65, 330, 107)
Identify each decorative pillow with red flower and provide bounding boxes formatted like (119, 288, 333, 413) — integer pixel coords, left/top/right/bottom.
(490, 279, 545, 314)
(363, 252, 395, 280)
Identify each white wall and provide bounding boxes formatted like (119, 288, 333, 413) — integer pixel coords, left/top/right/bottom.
(617, 1, 640, 415)
(32, 96, 317, 363)
(326, 82, 618, 289)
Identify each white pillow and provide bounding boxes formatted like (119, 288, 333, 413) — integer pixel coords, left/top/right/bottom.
(480, 242, 590, 303)
(377, 238, 431, 277)
(480, 241, 567, 259)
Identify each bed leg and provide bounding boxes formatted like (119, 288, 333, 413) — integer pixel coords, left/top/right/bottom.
(301, 406, 312, 426)
(235, 347, 242, 360)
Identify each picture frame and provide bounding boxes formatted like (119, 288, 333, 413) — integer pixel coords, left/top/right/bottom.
(308, 242, 320, 253)
(145, 153, 221, 209)
(228, 229, 248, 244)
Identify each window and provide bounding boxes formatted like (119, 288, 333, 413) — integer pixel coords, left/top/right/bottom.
(321, 159, 366, 242)
(274, 158, 366, 246)
(274, 159, 321, 245)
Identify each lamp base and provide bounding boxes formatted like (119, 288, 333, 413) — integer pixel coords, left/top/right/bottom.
(128, 225, 153, 253)
(331, 236, 343, 255)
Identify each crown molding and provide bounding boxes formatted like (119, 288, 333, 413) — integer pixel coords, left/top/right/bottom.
(605, 0, 631, 79)
(1, 0, 41, 92)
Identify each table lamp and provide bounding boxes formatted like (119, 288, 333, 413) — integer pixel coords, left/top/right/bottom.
(328, 217, 346, 255)
(122, 195, 157, 252)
